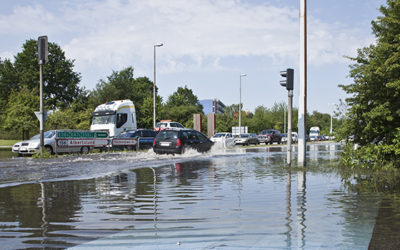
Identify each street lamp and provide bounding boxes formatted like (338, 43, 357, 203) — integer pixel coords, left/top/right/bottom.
(329, 103, 335, 135)
(239, 74, 247, 135)
(153, 43, 163, 129)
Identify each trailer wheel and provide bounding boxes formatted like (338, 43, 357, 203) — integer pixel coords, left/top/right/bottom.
(81, 146, 90, 154)
(45, 145, 54, 155)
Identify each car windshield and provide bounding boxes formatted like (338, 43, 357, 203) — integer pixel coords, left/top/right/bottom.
(30, 130, 56, 140)
(117, 131, 136, 138)
(157, 130, 179, 139)
(155, 123, 167, 128)
(213, 133, 225, 138)
(239, 134, 249, 138)
(91, 115, 116, 125)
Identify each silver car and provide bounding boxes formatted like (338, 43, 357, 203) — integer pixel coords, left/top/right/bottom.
(13, 130, 57, 155)
(234, 133, 259, 146)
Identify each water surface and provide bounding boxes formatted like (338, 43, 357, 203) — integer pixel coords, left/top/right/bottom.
(0, 143, 397, 249)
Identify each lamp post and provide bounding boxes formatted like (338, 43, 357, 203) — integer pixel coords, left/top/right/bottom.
(329, 103, 335, 135)
(239, 74, 247, 135)
(153, 43, 163, 129)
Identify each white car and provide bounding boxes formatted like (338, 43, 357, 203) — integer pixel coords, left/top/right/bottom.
(210, 132, 235, 147)
(12, 130, 57, 155)
(154, 121, 185, 132)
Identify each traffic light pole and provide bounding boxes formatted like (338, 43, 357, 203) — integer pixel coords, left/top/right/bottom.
(287, 90, 293, 165)
(38, 36, 48, 157)
(39, 63, 44, 157)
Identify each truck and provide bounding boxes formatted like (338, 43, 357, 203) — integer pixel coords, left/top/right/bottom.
(90, 100, 137, 137)
(309, 126, 320, 141)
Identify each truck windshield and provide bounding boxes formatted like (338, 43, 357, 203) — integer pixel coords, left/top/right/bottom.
(91, 115, 116, 125)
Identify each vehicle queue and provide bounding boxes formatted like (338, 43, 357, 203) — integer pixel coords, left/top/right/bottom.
(11, 99, 329, 156)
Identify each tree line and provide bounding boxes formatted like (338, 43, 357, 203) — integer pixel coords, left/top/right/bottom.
(0, 39, 338, 140)
(337, 0, 400, 168)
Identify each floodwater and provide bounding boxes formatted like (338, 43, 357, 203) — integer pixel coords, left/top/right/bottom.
(0, 143, 398, 249)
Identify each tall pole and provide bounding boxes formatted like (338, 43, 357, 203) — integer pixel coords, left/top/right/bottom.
(298, 0, 307, 166)
(153, 43, 163, 129)
(287, 90, 293, 165)
(239, 74, 246, 135)
(284, 108, 286, 134)
(39, 63, 44, 157)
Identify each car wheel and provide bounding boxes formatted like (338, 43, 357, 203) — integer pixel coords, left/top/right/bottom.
(81, 146, 89, 154)
(45, 145, 53, 155)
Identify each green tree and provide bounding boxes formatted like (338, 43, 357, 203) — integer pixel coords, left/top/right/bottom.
(339, 0, 400, 166)
(3, 87, 39, 139)
(0, 58, 18, 111)
(307, 111, 331, 134)
(162, 86, 203, 127)
(89, 67, 162, 128)
(12, 39, 82, 109)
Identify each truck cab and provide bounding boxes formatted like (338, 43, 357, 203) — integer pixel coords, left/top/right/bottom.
(90, 100, 137, 137)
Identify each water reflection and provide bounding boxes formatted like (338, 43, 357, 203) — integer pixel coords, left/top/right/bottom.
(0, 142, 393, 249)
(297, 171, 307, 249)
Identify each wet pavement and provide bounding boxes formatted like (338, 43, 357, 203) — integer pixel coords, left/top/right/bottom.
(0, 143, 398, 249)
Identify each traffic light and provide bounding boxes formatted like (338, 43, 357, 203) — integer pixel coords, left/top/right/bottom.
(280, 68, 294, 90)
(38, 36, 48, 64)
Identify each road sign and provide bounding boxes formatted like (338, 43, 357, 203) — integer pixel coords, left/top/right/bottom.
(34, 110, 52, 122)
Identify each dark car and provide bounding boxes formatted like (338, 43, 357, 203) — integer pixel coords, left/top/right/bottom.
(153, 129, 214, 154)
(115, 129, 157, 150)
(259, 129, 282, 144)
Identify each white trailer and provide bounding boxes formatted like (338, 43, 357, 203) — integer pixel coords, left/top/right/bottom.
(90, 100, 137, 137)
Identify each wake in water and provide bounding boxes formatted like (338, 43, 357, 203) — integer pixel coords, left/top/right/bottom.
(0, 144, 245, 188)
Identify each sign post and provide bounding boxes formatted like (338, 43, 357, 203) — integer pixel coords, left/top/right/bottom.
(38, 36, 48, 157)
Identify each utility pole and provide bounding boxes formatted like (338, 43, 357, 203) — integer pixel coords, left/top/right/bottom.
(298, 0, 307, 166)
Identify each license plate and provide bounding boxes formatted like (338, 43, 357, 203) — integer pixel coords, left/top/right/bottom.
(160, 142, 171, 147)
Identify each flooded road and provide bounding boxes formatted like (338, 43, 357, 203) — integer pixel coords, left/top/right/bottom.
(0, 143, 398, 249)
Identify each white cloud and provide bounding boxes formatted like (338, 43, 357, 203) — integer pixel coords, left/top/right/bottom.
(0, 0, 377, 82)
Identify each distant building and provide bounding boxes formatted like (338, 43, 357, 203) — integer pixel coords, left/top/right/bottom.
(199, 99, 226, 114)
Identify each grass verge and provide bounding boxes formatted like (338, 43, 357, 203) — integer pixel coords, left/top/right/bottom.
(0, 140, 19, 147)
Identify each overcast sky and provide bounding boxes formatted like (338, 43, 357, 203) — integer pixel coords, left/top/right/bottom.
(0, 0, 387, 114)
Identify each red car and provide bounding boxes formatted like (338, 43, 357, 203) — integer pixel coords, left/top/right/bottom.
(259, 129, 282, 144)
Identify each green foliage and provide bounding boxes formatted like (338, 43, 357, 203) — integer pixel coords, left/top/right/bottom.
(46, 108, 92, 130)
(307, 111, 332, 134)
(0, 39, 83, 138)
(339, 0, 400, 168)
(0, 58, 18, 111)
(3, 87, 39, 137)
(88, 67, 162, 128)
(13, 39, 82, 109)
(161, 86, 203, 126)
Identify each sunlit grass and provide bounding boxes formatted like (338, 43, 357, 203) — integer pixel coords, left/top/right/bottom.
(0, 140, 19, 147)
